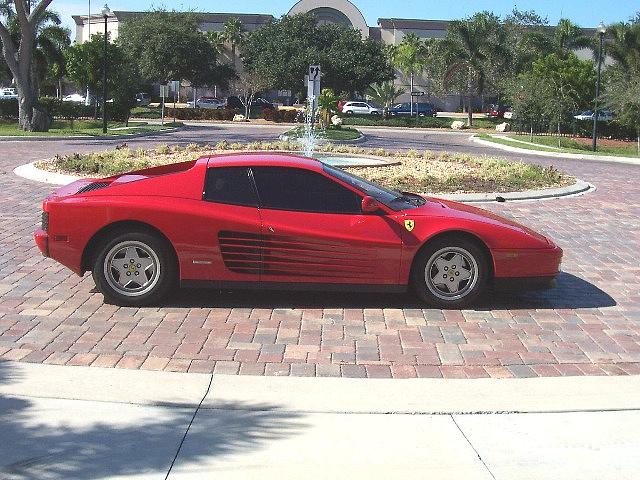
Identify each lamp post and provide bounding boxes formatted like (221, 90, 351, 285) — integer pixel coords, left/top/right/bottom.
(101, 4, 110, 134)
(592, 21, 606, 152)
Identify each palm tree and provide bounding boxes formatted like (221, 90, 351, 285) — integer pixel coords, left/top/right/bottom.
(440, 12, 507, 126)
(392, 34, 426, 117)
(603, 21, 640, 74)
(366, 81, 405, 118)
(554, 18, 592, 55)
(223, 17, 244, 70)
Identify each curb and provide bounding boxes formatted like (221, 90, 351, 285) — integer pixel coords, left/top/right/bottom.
(13, 159, 595, 203)
(0, 127, 179, 142)
(434, 179, 595, 203)
(278, 132, 367, 145)
(471, 135, 640, 166)
(3, 361, 640, 414)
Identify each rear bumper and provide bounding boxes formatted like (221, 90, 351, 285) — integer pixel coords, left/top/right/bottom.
(34, 229, 49, 257)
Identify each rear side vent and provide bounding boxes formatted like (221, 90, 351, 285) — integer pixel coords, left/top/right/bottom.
(76, 181, 111, 194)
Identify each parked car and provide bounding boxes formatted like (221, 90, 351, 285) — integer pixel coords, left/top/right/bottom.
(341, 101, 383, 115)
(225, 96, 275, 110)
(388, 102, 437, 117)
(0, 87, 18, 100)
(188, 97, 224, 109)
(62, 94, 86, 103)
(135, 93, 151, 106)
(573, 110, 614, 121)
(34, 153, 562, 308)
(484, 104, 511, 118)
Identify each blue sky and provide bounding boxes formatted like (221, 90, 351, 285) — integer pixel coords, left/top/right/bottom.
(55, 0, 639, 35)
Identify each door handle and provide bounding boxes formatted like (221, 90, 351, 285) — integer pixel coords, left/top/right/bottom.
(268, 226, 275, 233)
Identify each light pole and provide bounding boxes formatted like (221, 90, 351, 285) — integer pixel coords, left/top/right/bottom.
(592, 21, 606, 152)
(101, 4, 110, 134)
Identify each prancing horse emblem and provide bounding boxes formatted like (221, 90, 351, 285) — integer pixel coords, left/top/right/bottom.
(404, 219, 415, 232)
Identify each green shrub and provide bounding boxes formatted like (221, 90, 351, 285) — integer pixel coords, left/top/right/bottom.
(165, 107, 238, 121)
(0, 99, 18, 118)
(262, 108, 300, 123)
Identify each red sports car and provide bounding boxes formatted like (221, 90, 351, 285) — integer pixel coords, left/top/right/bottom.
(34, 153, 562, 307)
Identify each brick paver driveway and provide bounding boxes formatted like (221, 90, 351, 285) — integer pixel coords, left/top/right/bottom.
(1, 125, 639, 378)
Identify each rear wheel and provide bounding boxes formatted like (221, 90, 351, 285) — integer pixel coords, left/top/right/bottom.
(345, 110, 354, 115)
(411, 237, 488, 308)
(92, 231, 176, 306)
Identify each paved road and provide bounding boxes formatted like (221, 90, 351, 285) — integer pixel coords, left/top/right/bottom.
(1, 124, 639, 378)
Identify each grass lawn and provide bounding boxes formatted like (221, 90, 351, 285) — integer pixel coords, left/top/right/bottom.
(477, 133, 640, 157)
(342, 115, 501, 130)
(284, 126, 362, 141)
(38, 141, 572, 194)
(0, 119, 180, 137)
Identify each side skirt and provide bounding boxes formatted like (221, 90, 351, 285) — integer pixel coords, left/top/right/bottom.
(180, 280, 408, 294)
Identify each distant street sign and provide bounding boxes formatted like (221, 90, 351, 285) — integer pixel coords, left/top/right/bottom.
(170, 80, 180, 93)
(411, 91, 426, 96)
(159, 85, 169, 98)
(308, 65, 321, 81)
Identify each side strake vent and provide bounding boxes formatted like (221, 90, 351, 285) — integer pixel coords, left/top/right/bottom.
(76, 181, 111, 194)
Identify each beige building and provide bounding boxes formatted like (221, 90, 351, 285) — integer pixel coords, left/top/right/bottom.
(71, 0, 595, 109)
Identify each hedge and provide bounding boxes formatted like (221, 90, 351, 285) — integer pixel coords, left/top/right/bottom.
(165, 107, 238, 121)
(0, 99, 18, 118)
(262, 108, 300, 123)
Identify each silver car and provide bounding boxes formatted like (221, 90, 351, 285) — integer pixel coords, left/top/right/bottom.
(191, 97, 224, 109)
(341, 101, 383, 116)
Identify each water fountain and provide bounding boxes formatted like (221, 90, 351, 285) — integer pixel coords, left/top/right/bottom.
(301, 95, 319, 157)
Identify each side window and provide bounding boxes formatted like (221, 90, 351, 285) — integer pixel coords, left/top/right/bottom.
(251, 167, 362, 214)
(203, 167, 258, 207)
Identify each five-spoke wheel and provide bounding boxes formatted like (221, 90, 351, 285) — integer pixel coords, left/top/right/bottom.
(92, 231, 176, 306)
(412, 237, 488, 307)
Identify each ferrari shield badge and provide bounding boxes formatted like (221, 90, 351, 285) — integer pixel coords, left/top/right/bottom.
(404, 219, 415, 232)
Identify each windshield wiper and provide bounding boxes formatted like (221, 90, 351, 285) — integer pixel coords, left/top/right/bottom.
(395, 191, 426, 206)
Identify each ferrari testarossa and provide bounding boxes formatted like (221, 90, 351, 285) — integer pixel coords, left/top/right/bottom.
(34, 153, 562, 307)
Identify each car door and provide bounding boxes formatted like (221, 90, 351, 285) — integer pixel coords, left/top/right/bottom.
(250, 166, 403, 286)
(186, 165, 261, 283)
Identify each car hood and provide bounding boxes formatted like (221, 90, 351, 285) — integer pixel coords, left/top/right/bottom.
(408, 197, 551, 244)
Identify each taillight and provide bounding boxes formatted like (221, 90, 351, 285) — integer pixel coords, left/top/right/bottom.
(41, 211, 49, 231)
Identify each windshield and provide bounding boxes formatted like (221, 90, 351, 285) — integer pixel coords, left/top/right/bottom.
(322, 164, 425, 211)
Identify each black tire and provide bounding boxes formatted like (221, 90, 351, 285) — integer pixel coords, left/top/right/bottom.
(411, 237, 488, 308)
(92, 230, 177, 306)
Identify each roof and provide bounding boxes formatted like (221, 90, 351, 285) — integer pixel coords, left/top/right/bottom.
(205, 152, 322, 171)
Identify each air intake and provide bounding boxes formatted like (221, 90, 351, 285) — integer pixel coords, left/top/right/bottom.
(76, 181, 111, 194)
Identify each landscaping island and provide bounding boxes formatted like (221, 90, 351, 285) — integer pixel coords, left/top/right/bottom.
(37, 142, 572, 194)
(282, 126, 362, 141)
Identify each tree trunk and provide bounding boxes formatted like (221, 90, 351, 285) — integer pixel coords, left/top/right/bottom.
(17, 84, 51, 132)
(467, 66, 473, 127)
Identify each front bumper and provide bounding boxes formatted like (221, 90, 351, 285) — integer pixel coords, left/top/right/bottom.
(491, 275, 557, 292)
(493, 245, 563, 278)
(34, 229, 49, 257)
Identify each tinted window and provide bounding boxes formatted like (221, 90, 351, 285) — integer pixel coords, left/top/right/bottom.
(204, 167, 257, 207)
(251, 167, 361, 214)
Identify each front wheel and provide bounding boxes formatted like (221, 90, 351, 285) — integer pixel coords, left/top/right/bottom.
(92, 231, 176, 306)
(411, 238, 488, 308)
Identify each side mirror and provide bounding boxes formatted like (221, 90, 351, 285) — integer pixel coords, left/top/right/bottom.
(361, 195, 382, 214)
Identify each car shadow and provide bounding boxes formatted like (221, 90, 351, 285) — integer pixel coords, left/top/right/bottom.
(162, 272, 615, 310)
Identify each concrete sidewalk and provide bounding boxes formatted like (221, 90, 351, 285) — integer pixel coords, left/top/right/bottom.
(1, 361, 639, 479)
